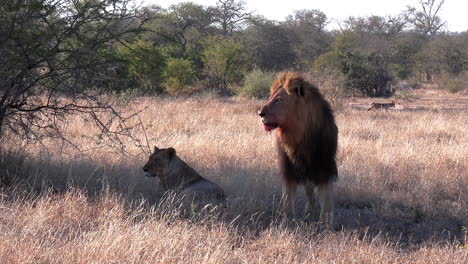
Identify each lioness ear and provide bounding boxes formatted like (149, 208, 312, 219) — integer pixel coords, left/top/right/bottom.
(290, 79, 304, 97)
(167, 148, 176, 159)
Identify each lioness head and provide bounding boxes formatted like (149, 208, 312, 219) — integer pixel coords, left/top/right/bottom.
(257, 72, 310, 132)
(142, 146, 176, 178)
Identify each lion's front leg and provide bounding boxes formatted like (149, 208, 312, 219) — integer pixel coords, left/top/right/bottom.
(318, 181, 334, 227)
(304, 181, 316, 219)
(282, 181, 297, 219)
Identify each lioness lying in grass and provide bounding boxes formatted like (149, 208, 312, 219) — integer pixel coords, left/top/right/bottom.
(143, 146, 226, 204)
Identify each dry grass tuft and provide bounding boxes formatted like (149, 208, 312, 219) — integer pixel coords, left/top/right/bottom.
(0, 90, 467, 263)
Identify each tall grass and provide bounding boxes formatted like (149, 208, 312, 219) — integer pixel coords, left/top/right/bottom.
(0, 91, 467, 263)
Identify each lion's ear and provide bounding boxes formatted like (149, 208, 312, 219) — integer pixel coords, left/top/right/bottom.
(154, 146, 159, 152)
(290, 79, 304, 97)
(167, 148, 176, 159)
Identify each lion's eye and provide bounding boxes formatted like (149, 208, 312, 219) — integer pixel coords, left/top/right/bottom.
(274, 98, 281, 104)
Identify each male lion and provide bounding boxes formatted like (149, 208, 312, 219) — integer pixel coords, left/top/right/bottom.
(258, 72, 338, 226)
(143, 146, 226, 203)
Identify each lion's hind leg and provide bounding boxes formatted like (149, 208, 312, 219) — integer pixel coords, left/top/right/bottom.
(317, 181, 334, 227)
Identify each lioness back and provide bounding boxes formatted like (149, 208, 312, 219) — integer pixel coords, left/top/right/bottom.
(179, 179, 226, 202)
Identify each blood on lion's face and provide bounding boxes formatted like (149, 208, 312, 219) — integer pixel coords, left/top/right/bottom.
(257, 88, 299, 132)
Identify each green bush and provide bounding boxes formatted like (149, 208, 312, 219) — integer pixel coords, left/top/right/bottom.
(202, 36, 249, 93)
(118, 39, 166, 93)
(446, 78, 465, 93)
(438, 73, 468, 93)
(342, 52, 394, 97)
(163, 58, 195, 94)
(314, 33, 394, 97)
(238, 69, 275, 98)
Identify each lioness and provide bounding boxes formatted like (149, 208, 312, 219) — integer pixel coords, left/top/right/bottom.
(143, 146, 226, 203)
(368, 100, 396, 111)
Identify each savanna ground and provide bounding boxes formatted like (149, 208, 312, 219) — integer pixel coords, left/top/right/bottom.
(0, 88, 467, 263)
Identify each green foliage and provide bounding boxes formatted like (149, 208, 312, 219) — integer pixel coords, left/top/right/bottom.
(0, 0, 145, 140)
(118, 39, 166, 93)
(202, 36, 249, 92)
(314, 32, 394, 97)
(163, 58, 195, 94)
(313, 51, 340, 73)
(284, 9, 332, 70)
(413, 33, 466, 82)
(142, 2, 213, 67)
(341, 52, 394, 97)
(446, 76, 466, 93)
(437, 73, 467, 93)
(238, 69, 275, 98)
(389, 37, 421, 79)
(242, 18, 296, 70)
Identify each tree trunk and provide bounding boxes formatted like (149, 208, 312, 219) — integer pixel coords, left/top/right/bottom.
(426, 71, 432, 81)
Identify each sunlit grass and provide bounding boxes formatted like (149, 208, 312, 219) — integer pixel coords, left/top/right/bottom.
(0, 91, 467, 263)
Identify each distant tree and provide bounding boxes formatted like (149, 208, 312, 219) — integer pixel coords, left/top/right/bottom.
(413, 41, 440, 81)
(211, 0, 251, 36)
(145, 2, 213, 53)
(163, 58, 195, 94)
(436, 33, 466, 75)
(241, 17, 296, 70)
(342, 52, 394, 96)
(143, 3, 213, 77)
(414, 32, 466, 81)
(388, 33, 424, 79)
(405, 0, 446, 37)
(285, 9, 328, 31)
(340, 15, 423, 80)
(202, 36, 249, 93)
(117, 39, 166, 92)
(283, 9, 333, 70)
(314, 32, 394, 96)
(344, 15, 406, 40)
(0, 0, 147, 142)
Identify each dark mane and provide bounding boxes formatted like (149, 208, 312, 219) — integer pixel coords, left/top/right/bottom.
(276, 73, 338, 185)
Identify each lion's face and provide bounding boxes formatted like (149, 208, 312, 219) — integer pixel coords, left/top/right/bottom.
(257, 73, 305, 132)
(257, 89, 292, 131)
(142, 147, 176, 178)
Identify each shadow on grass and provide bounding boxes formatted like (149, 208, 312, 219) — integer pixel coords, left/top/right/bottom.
(0, 148, 159, 204)
(200, 165, 467, 248)
(2, 151, 466, 248)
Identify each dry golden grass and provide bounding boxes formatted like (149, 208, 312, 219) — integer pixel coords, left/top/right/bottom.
(0, 90, 467, 263)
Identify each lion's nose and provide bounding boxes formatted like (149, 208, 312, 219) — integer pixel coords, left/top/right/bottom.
(257, 109, 265, 117)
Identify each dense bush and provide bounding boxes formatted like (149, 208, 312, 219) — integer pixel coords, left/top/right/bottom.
(163, 58, 195, 94)
(202, 36, 249, 93)
(314, 33, 395, 97)
(341, 52, 394, 97)
(238, 69, 276, 98)
(437, 72, 467, 93)
(118, 39, 166, 93)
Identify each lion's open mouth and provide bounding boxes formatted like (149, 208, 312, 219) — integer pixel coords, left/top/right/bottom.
(263, 123, 278, 132)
